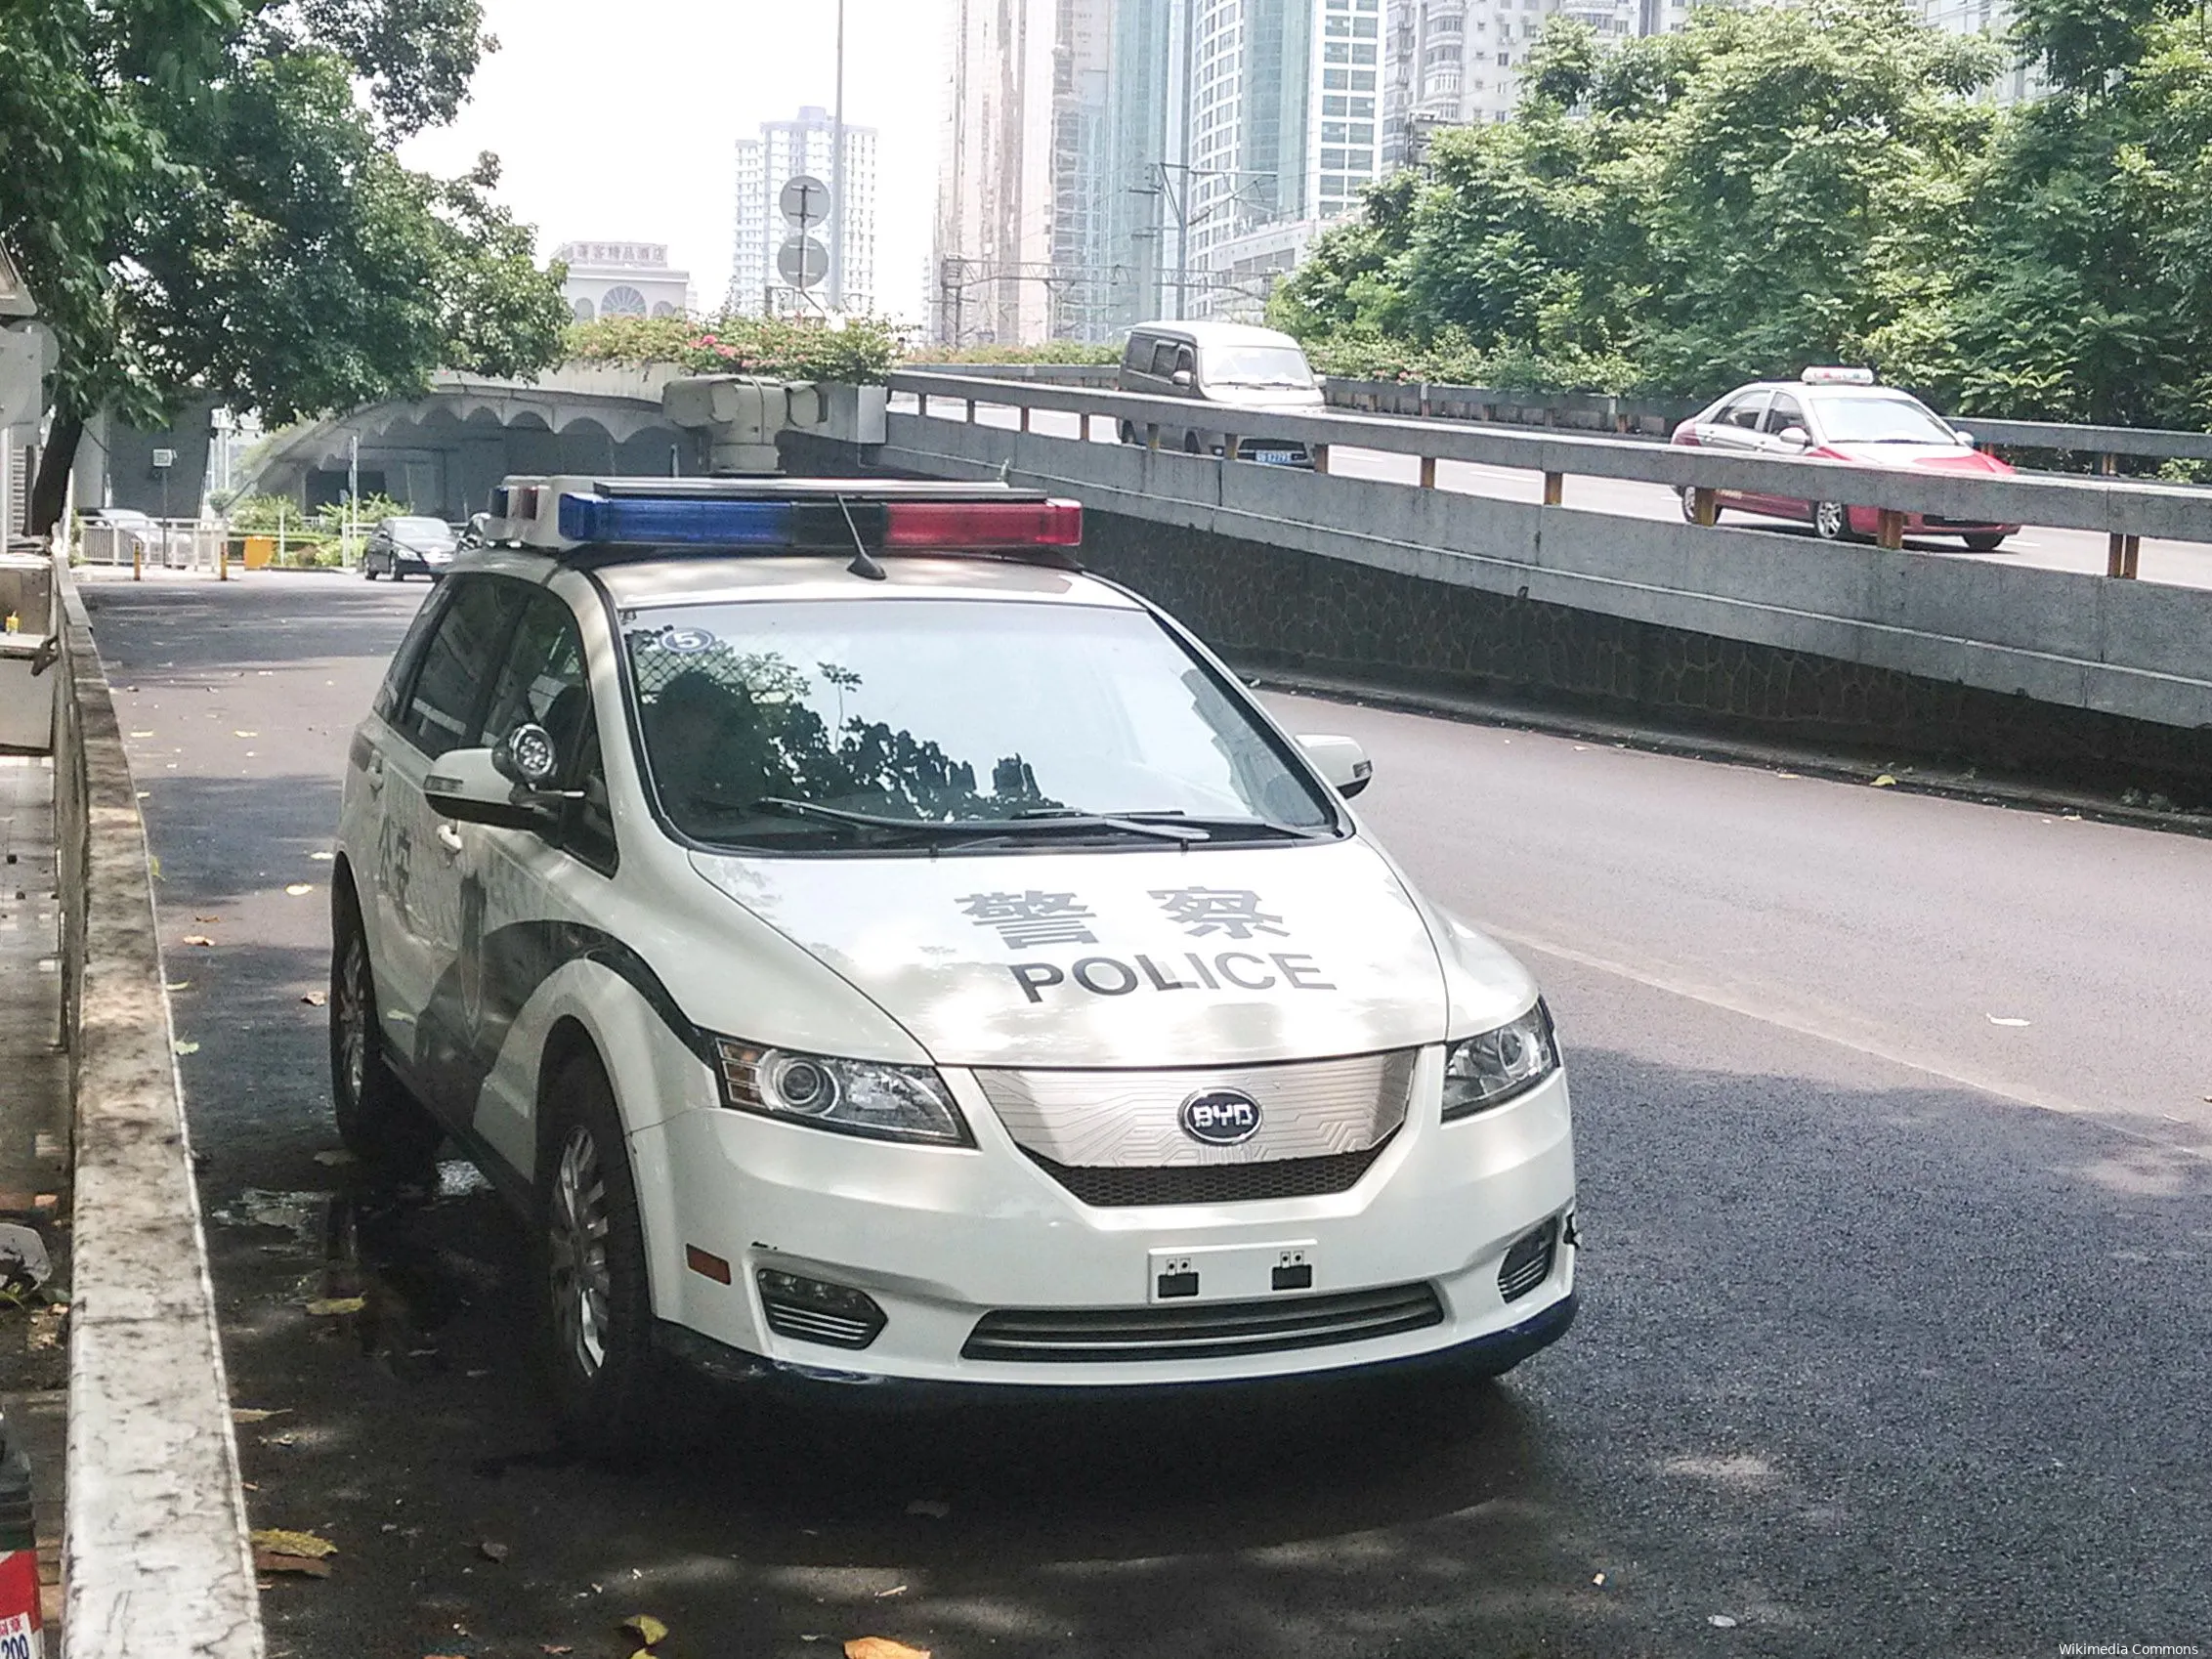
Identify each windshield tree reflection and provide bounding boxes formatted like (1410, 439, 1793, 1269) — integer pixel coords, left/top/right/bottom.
(624, 599, 1337, 849)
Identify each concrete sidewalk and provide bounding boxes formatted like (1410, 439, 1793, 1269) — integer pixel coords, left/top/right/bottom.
(0, 749, 73, 1637)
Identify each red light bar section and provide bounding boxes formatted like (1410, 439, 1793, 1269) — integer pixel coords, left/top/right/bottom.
(882, 498, 1083, 550)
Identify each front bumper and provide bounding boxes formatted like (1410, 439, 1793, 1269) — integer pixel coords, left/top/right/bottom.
(625, 1050, 1577, 1388)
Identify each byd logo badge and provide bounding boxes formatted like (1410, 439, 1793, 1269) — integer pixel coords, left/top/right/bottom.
(1179, 1087, 1263, 1146)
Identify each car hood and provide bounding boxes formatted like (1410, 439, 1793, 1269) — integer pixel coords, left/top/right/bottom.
(688, 836, 1519, 1068)
(1821, 442, 2013, 475)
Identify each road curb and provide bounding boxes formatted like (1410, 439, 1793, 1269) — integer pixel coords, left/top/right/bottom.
(52, 558, 264, 1657)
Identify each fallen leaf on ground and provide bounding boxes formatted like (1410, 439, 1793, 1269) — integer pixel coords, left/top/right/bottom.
(478, 1540, 510, 1562)
(312, 1149, 354, 1167)
(304, 1296, 365, 1317)
(233, 730, 259, 738)
(1708, 1614, 1739, 1629)
(250, 1528, 337, 1558)
(312, 850, 335, 861)
(1871, 774, 1897, 787)
(253, 1550, 330, 1578)
(904, 1500, 951, 1519)
(620, 1615, 669, 1648)
(166, 980, 191, 991)
(130, 730, 154, 738)
(301, 991, 327, 1006)
(540, 1649, 574, 1656)
(181, 936, 214, 948)
(194, 915, 220, 922)
(173, 1041, 199, 1056)
(1986, 1015, 2030, 1027)
(873, 1586, 908, 1598)
(232, 1408, 291, 1425)
(845, 1640, 930, 1659)
(284, 883, 314, 896)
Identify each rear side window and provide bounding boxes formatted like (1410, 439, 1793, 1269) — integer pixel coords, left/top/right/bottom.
(372, 587, 450, 724)
(1722, 394, 1768, 431)
(395, 575, 524, 758)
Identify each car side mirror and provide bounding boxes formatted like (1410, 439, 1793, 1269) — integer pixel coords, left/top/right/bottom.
(1297, 733, 1374, 798)
(1952, 429, 1976, 448)
(425, 732, 578, 831)
(1778, 425, 1812, 447)
(1171, 368, 1195, 390)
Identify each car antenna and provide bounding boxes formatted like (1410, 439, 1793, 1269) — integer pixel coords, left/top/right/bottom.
(833, 492, 887, 582)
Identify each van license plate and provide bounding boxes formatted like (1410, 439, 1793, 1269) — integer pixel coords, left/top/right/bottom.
(1251, 449, 1299, 465)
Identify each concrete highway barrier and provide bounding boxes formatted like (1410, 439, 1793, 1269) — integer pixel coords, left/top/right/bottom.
(52, 556, 265, 1658)
(876, 375, 2212, 747)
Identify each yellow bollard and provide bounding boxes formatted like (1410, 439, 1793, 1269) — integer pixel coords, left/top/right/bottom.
(132, 541, 142, 581)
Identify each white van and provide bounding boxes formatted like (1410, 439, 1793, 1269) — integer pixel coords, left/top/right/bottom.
(1116, 321, 1325, 467)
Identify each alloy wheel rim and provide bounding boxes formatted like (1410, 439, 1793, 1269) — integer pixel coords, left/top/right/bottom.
(338, 937, 368, 1103)
(548, 1124, 612, 1379)
(1816, 501, 1846, 538)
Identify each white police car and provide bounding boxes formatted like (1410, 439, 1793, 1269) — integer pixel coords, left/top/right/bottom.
(331, 475, 1577, 1449)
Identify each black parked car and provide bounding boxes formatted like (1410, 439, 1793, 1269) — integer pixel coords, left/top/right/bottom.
(362, 515, 458, 581)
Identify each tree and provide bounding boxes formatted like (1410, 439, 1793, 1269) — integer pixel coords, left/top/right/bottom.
(1951, 0, 2212, 425)
(0, 0, 569, 533)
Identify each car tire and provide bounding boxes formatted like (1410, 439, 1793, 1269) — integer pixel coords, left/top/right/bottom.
(539, 1046, 660, 1461)
(1813, 500, 1855, 542)
(1118, 420, 1137, 446)
(329, 885, 443, 1177)
(1183, 431, 1202, 455)
(1962, 532, 2008, 552)
(362, 557, 377, 581)
(1679, 485, 1718, 524)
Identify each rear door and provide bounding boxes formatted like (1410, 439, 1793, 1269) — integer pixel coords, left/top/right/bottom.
(1702, 391, 1772, 509)
(371, 574, 531, 1084)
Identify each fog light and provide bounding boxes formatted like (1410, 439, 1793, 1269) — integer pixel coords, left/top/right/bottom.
(1498, 1217, 1560, 1303)
(756, 1269, 887, 1350)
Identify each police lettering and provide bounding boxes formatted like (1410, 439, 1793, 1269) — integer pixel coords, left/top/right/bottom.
(1008, 951, 1337, 1003)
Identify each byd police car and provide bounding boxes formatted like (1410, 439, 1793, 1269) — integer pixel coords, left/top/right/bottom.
(331, 475, 1577, 1449)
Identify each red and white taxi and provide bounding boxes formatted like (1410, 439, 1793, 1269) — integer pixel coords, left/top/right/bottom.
(1671, 367, 2019, 551)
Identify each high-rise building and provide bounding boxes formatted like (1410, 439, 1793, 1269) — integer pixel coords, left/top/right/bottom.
(727, 106, 878, 318)
(933, 0, 1115, 347)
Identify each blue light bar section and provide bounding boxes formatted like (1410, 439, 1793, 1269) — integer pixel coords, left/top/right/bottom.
(558, 492, 800, 546)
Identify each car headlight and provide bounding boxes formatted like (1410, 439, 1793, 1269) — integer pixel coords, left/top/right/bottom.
(1441, 1000, 1558, 1121)
(711, 1039, 971, 1146)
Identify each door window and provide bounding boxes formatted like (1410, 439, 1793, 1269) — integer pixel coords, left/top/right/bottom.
(395, 575, 523, 758)
(480, 590, 617, 871)
(1720, 393, 1769, 431)
(1762, 394, 1807, 436)
(1150, 340, 1181, 377)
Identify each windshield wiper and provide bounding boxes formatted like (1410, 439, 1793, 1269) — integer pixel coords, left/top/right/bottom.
(1097, 809, 1328, 840)
(750, 798, 1208, 844)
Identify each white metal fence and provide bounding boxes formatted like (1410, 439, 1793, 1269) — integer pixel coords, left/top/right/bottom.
(77, 518, 231, 572)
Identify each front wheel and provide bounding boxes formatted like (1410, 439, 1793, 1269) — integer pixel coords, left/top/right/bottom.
(1813, 500, 1855, 542)
(1680, 486, 1718, 524)
(1962, 532, 2008, 552)
(330, 889, 443, 1176)
(541, 1049, 659, 1459)
(362, 557, 378, 581)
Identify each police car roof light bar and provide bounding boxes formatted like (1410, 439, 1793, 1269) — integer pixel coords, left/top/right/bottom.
(488, 476, 1084, 565)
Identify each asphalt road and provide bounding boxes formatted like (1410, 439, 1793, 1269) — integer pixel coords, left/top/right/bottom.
(931, 399, 2212, 589)
(87, 570, 2212, 1659)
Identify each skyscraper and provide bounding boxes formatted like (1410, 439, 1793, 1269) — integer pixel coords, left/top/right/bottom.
(933, 0, 1115, 347)
(727, 106, 878, 318)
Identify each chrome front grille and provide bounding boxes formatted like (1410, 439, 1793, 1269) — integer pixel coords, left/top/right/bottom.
(973, 1049, 1417, 1170)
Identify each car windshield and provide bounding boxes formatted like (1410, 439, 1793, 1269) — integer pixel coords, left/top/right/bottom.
(390, 517, 452, 538)
(622, 597, 1339, 851)
(1202, 346, 1315, 389)
(1816, 395, 1958, 445)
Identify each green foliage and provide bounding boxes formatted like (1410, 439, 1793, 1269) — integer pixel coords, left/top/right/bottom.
(564, 313, 911, 383)
(1273, 0, 2212, 427)
(902, 340, 1123, 366)
(0, 0, 568, 527)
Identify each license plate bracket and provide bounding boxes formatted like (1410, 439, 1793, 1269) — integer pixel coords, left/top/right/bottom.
(1147, 1240, 1318, 1302)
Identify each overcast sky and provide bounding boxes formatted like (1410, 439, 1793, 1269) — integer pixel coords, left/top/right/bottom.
(399, 0, 950, 323)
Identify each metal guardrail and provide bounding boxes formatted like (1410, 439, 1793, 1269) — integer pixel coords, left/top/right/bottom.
(52, 553, 265, 1658)
(79, 520, 230, 574)
(885, 371, 2212, 575)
